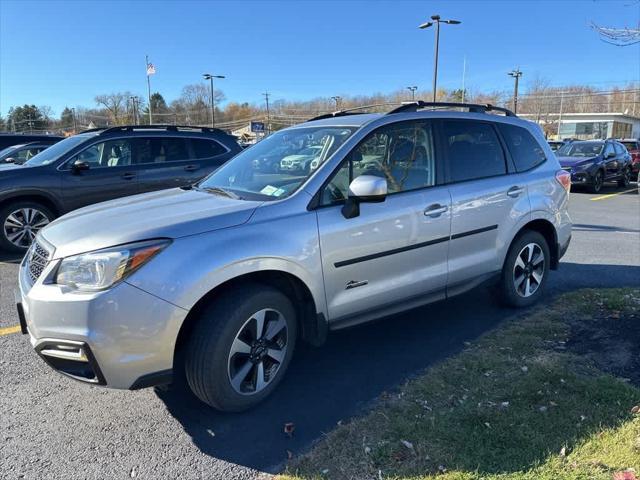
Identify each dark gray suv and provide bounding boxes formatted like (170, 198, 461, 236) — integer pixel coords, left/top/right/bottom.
(0, 125, 241, 252)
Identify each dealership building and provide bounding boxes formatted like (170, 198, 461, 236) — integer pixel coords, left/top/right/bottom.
(524, 112, 640, 140)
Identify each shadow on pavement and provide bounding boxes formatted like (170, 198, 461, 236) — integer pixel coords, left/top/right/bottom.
(156, 262, 640, 472)
(0, 251, 23, 264)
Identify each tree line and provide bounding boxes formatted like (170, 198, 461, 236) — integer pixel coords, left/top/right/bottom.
(2, 79, 638, 137)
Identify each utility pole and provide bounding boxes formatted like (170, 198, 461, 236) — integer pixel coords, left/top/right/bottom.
(508, 68, 523, 114)
(330, 96, 341, 110)
(419, 15, 461, 103)
(263, 92, 271, 134)
(407, 86, 418, 101)
(557, 91, 565, 140)
(71, 107, 78, 132)
(203, 73, 225, 128)
(461, 56, 466, 103)
(146, 55, 153, 124)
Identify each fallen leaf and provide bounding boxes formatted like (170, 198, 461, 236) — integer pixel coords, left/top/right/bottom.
(521, 366, 529, 373)
(321, 468, 329, 475)
(484, 422, 491, 428)
(400, 439, 414, 450)
(631, 405, 640, 415)
(284, 422, 295, 437)
(539, 406, 548, 412)
(500, 401, 510, 408)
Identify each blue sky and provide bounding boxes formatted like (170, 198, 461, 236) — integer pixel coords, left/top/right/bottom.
(1, 0, 638, 116)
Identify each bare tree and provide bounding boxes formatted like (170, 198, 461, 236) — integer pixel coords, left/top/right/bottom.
(95, 92, 134, 125)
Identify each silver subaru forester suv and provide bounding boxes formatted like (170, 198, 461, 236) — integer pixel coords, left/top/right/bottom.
(18, 102, 572, 411)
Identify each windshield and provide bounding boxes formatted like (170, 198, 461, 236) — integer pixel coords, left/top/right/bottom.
(0, 145, 21, 160)
(197, 126, 357, 200)
(25, 135, 92, 166)
(556, 142, 604, 157)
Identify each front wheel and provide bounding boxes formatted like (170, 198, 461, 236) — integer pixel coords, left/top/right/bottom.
(185, 284, 297, 411)
(0, 201, 54, 252)
(498, 231, 550, 308)
(589, 170, 604, 193)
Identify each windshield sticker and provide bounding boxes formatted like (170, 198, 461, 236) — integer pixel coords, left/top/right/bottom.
(260, 185, 279, 195)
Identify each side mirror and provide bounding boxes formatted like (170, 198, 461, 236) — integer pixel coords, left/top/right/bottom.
(5, 157, 15, 164)
(72, 159, 90, 173)
(341, 175, 387, 219)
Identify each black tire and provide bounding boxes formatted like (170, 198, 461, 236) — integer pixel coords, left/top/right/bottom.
(498, 230, 551, 308)
(618, 168, 631, 188)
(589, 170, 604, 193)
(0, 201, 54, 253)
(184, 284, 297, 412)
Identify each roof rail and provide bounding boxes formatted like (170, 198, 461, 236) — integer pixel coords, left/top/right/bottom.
(307, 103, 400, 122)
(98, 125, 228, 135)
(387, 101, 517, 117)
(79, 127, 109, 134)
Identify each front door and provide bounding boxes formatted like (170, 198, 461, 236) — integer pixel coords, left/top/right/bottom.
(316, 120, 451, 322)
(61, 138, 141, 211)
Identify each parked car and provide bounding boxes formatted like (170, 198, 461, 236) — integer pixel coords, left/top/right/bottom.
(555, 139, 632, 193)
(618, 138, 640, 175)
(18, 102, 571, 412)
(0, 142, 54, 164)
(547, 140, 565, 151)
(0, 125, 241, 252)
(252, 145, 294, 172)
(279, 145, 323, 172)
(0, 133, 62, 150)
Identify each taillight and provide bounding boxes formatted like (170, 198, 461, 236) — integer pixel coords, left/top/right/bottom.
(556, 169, 571, 193)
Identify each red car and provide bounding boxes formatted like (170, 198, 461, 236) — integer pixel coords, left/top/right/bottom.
(619, 139, 640, 175)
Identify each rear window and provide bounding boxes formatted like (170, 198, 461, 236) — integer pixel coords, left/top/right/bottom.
(498, 124, 546, 172)
(442, 120, 506, 182)
(190, 138, 227, 159)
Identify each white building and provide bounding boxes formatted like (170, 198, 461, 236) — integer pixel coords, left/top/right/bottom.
(523, 112, 640, 140)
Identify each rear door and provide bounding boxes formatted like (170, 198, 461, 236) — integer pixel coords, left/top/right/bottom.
(61, 137, 141, 211)
(187, 137, 234, 179)
(603, 143, 618, 180)
(137, 137, 192, 193)
(442, 119, 531, 290)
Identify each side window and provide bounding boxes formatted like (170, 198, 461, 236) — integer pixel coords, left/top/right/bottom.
(498, 124, 546, 172)
(604, 143, 615, 158)
(442, 120, 506, 183)
(71, 139, 133, 168)
(134, 138, 188, 163)
(320, 121, 436, 205)
(614, 143, 624, 155)
(16, 148, 43, 162)
(190, 138, 226, 159)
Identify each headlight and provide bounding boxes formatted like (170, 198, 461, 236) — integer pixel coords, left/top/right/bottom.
(576, 161, 594, 169)
(55, 239, 170, 292)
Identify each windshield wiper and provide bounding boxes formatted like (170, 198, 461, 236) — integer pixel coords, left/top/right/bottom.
(198, 186, 241, 200)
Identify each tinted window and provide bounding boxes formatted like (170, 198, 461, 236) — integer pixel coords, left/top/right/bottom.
(604, 143, 615, 158)
(321, 121, 436, 205)
(442, 121, 506, 182)
(134, 138, 189, 163)
(614, 143, 625, 155)
(191, 138, 226, 159)
(499, 124, 546, 172)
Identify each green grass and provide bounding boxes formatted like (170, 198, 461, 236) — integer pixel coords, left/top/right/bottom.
(279, 288, 640, 480)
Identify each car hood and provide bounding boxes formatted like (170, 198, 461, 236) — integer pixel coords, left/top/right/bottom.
(41, 188, 262, 259)
(557, 156, 598, 167)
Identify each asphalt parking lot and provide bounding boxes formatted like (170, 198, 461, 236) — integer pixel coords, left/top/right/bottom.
(1, 186, 638, 480)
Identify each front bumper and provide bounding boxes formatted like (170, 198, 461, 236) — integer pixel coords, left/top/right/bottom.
(18, 257, 188, 389)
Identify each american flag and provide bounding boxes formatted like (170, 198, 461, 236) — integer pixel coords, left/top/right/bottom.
(146, 62, 156, 76)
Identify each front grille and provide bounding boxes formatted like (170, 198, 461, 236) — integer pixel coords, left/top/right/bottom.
(26, 240, 51, 285)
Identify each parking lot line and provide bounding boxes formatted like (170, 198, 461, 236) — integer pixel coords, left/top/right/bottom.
(590, 188, 637, 201)
(0, 325, 21, 336)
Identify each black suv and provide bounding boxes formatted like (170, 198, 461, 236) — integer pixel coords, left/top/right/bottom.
(555, 139, 632, 193)
(0, 125, 241, 251)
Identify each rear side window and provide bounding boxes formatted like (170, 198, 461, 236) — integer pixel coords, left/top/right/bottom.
(134, 138, 189, 163)
(190, 138, 226, 159)
(442, 120, 506, 182)
(498, 123, 546, 172)
(614, 143, 624, 155)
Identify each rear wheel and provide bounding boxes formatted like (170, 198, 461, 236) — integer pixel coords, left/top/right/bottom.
(185, 284, 297, 411)
(589, 170, 604, 193)
(0, 201, 54, 252)
(499, 230, 550, 308)
(618, 168, 631, 188)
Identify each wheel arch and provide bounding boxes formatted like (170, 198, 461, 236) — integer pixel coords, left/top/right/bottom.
(513, 218, 559, 269)
(0, 192, 62, 217)
(173, 269, 327, 373)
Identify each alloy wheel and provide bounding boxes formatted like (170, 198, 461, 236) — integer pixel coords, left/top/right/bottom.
(3, 208, 50, 248)
(513, 242, 545, 298)
(593, 171, 603, 192)
(227, 308, 288, 395)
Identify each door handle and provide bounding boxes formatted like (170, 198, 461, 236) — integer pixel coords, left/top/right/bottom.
(507, 186, 524, 198)
(121, 172, 136, 180)
(424, 204, 448, 217)
(184, 164, 199, 172)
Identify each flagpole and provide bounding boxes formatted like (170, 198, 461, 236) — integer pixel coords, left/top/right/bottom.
(146, 55, 153, 124)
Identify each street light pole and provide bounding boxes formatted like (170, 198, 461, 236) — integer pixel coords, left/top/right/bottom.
(508, 68, 523, 114)
(203, 73, 225, 128)
(419, 15, 461, 103)
(330, 96, 341, 110)
(407, 86, 418, 101)
(263, 92, 271, 134)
